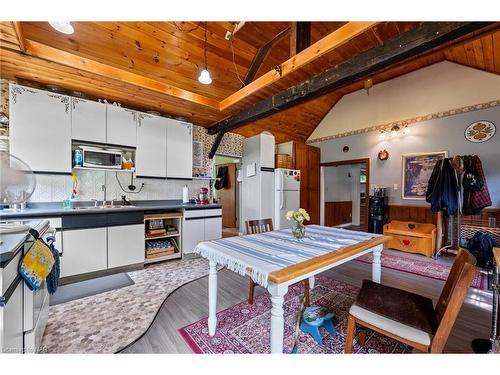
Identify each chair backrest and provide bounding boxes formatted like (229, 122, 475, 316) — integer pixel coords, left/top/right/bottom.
(245, 219, 274, 234)
(431, 248, 477, 352)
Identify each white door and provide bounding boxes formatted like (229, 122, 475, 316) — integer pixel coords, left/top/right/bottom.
(135, 113, 167, 178)
(204, 217, 222, 241)
(71, 97, 106, 143)
(166, 119, 193, 178)
(106, 105, 137, 147)
(107, 224, 144, 268)
(182, 218, 205, 254)
(9, 84, 72, 173)
(62, 227, 107, 277)
(275, 190, 300, 230)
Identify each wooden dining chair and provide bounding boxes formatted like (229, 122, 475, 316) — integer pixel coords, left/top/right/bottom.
(245, 218, 310, 306)
(344, 248, 477, 353)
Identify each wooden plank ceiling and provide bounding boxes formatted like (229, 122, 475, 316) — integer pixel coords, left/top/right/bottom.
(1, 21, 499, 143)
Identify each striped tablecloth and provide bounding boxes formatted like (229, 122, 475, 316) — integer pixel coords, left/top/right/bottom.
(194, 225, 380, 287)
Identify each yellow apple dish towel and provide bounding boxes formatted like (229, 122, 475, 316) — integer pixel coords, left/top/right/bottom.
(19, 238, 55, 290)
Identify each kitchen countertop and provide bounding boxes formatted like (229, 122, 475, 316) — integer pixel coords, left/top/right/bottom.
(1, 220, 49, 268)
(0, 200, 222, 220)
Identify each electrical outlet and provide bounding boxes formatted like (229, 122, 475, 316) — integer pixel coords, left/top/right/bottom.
(393, 183, 398, 190)
(225, 31, 233, 40)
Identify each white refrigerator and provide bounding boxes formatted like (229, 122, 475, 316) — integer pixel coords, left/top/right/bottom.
(274, 168, 301, 230)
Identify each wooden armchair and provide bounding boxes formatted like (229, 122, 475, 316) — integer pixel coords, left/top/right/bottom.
(245, 219, 310, 306)
(345, 249, 476, 353)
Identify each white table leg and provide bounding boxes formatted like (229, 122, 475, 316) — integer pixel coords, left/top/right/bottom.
(372, 244, 383, 283)
(308, 276, 315, 289)
(208, 260, 218, 336)
(267, 282, 288, 354)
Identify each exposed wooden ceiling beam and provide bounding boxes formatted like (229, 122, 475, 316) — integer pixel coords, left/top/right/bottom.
(12, 21, 26, 52)
(16, 38, 221, 110)
(243, 27, 291, 86)
(290, 22, 311, 56)
(218, 21, 378, 111)
(208, 22, 493, 135)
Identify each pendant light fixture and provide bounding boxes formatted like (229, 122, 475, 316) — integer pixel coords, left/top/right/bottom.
(198, 23, 212, 85)
(49, 21, 74, 34)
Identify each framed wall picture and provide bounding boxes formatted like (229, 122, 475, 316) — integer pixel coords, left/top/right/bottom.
(192, 141, 203, 168)
(401, 151, 448, 200)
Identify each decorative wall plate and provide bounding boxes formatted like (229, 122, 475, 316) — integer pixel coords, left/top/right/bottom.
(464, 121, 495, 143)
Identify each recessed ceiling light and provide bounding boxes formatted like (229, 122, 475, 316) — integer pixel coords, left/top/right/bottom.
(49, 21, 74, 34)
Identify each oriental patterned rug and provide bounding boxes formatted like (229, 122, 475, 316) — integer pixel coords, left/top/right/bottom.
(179, 275, 410, 354)
(355, 250, 485, 289)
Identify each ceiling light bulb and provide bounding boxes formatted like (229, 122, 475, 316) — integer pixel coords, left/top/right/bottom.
(402, 125, 411, 135)
(390, 129, 398, 138)
(379, 131, 387, 139)
(49, 21, 74, 34)
(198, 69, 212, 85)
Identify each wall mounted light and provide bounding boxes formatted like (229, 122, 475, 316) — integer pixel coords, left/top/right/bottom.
(379, 124, 411, 139)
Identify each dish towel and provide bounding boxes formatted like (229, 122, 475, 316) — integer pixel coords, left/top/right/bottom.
(46, 236, 61, 294)
(19, 234, 55, 291)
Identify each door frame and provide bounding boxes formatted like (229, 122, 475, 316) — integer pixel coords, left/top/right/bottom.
(320, 158, 370, 230)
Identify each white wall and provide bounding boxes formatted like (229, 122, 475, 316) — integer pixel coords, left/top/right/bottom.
(309, 61, 500, 141)
(318, 105, 500, 206)
(324, 165, 352, 202)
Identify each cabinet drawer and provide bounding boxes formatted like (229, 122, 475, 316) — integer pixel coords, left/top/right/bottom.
(184, 208, 222, 219)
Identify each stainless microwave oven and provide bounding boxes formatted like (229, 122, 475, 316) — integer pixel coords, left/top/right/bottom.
(80, 146, 123, 169)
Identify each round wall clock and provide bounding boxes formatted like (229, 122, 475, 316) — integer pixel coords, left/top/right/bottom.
(342, 146, 349, 153)
(464, 121, 496, 143)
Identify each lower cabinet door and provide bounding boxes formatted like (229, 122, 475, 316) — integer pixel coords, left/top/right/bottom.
(107, 224, 145, 268)
(61, 227, 107, 277)
(1, 279, 24, 353)
(204, 217, 222, 241)
(182, 218, 205, 254)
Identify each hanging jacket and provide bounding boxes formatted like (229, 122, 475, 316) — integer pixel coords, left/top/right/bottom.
(425, 158, 459, 217)
(463, 155, 491, 215)
(214, 166, 229, 190)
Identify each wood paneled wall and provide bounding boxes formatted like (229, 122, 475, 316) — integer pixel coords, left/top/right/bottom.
(325, 201, 352, 226)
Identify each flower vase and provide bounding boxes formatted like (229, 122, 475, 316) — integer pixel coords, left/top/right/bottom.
(292, 221, 305, 239)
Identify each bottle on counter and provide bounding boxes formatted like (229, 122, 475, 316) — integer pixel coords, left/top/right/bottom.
(182, 185, 189, 203)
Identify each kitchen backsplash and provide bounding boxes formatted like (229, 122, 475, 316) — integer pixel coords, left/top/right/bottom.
(31, 170, 208, 202)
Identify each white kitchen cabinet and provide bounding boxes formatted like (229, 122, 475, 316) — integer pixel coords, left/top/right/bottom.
(182, 217, 206, 254)
(9, 84, 71, 173)
(182, 208, 222, 253)
(107, 224, 145, 268)
(61, 227, 107, 277)
(166, 119, 193, 178)
(71, 97, 107, 143)
(135, 113, 168, 178)
(204, 216, 223, 241)
(106, 105, 137, 147)
(0, 279, 24, 353)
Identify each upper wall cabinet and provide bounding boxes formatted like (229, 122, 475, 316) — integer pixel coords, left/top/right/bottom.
(71, 98, 107, 143)
(135, 112, 168, 178)
(166, 119, 193, 179)
(9, 84, 72, 174)
(106, 105, 137, 147)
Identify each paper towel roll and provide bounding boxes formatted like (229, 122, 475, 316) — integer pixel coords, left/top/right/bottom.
(182, 185, 189, 203)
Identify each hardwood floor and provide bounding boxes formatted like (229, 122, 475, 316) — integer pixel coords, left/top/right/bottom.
(121, 252, 492, 353)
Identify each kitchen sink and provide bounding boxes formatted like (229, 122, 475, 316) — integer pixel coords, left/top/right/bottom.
(72, 205, 136, 210)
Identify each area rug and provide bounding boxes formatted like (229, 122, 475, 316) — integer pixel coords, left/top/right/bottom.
(178, 275, 410, 354)
(355, 251, 485, 289)
(41, 257, 215, 353)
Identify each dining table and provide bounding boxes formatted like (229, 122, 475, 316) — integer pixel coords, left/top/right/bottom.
(194, 224, 391, 353)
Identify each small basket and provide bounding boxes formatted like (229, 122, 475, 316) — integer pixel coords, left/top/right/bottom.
(275, 154, 293, 169)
